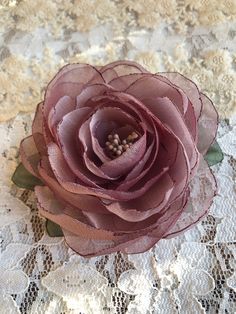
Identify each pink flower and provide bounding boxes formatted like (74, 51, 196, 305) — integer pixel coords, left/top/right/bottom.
(20, 61, 218, 257)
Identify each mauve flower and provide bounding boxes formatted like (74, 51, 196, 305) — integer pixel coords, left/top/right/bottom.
(20, 61, 218, 257)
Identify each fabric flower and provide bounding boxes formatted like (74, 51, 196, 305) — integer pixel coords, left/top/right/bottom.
(20, 61, 218, 257)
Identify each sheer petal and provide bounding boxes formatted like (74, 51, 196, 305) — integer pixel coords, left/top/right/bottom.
(57, 108, 107, 185)
(160, 72, 203, 120)
(105, 172, 173, 222)
(100, 60, 149, 78)
(32, 102, 48, 156)
(44, 63, 105, 117)
(38, 158, 108, 214)
(164, 157, 217, 238)
(155, 74, 197, 141)
(63, 191, 188, 257)
(122, 193, 188, 254)
(20, 135, 41, 177)
(142, 97, 199, 175)
(76, 83, 114, 109)
(36, 186, 114, 240)
(197, 93, 218, 155)
(48, 96, 74, 137)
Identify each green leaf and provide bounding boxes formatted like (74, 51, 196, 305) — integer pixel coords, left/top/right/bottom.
(12, 162, 43, 190)
(204, 141, 224, 167)
(46, 219, 63, 237)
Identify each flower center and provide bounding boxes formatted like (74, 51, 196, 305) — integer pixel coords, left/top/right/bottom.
(106, 132, 139, 158)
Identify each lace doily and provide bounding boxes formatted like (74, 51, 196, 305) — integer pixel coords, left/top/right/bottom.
(0, 1, 236, 313)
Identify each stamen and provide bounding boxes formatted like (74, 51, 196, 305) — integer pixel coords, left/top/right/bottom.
(113, 139, 119, 146)
(106, 131, 139, 158)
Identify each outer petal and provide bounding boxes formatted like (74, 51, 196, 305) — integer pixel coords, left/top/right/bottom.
(36, 186, 114, 240)
(63, 191, 188, 257)
(20, 135, 41, 177)
(110, 74, 186, 115)
(164, 156, 217, 238)
(154, 74, 197, 141)
(100, 60, 149, 82)
(159, 72, 203, 120)
(32, 102, 47, 156)
(121, 192, 188, 254)
(38, 158, 108, 214)
(44, 63, 105, 118)
(197, 93, 218, 155)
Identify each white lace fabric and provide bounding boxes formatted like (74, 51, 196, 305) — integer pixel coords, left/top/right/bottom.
(0, 1, 236, 313)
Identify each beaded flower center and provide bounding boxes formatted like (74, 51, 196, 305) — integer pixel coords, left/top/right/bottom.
(106, 132, 139, 158)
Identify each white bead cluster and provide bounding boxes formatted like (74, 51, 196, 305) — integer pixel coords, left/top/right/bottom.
(106, 132, 139, 157)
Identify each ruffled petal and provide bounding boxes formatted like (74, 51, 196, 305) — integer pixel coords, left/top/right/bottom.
(105, 171, 173, 222)
(57, 107, 107, 185)
(100, 60, 149, 80)
(142, 97, 199, 175)
(38, 158, 108, 214)
(36, 186, 114, 240)
(154, 74, 197, 141)
(164, 156, 217, 238)
(76, 83, 114, 109)
(160, 72, 203, 120)
(32, 102, 47, 156)
(20, 135, 41, 177)
(110, 74, 197, 141)
(46, 142, 145, 200)
(121, 191, 188, 254)
(197, 93, 218, 155)
(63, 191, 188, 257)
(109, 74, 186, 115)
(48, 96, 74, 138)
(44, 63, 105, 117)
(43, 82, 82, 121)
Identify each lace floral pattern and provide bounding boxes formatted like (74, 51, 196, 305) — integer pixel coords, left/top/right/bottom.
(0, 1, 236, 121)
(0, 1, 236, 313)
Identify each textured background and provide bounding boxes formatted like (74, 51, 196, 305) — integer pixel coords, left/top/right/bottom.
(0, 1, 236, 313)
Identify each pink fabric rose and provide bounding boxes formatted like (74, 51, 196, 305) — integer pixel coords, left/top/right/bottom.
(20, 61, 218, 257)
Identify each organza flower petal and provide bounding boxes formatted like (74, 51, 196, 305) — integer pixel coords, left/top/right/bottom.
(100, 60, 149, 79)
(38, 159, 108, 214)
(197, 93, 218, 155)
(164, 157, 217, 238)
(142, 96, 199, 175)
(57, 107, 108, 186)
(48, 95, 75, 138)
(20, 135, 41, 177)
(32, 102, 47, 156)
(44, 63, 105, 117)
(36, 185, 114, 240)
(76, 83, 114, 109)
(159, 72, 203, 120)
